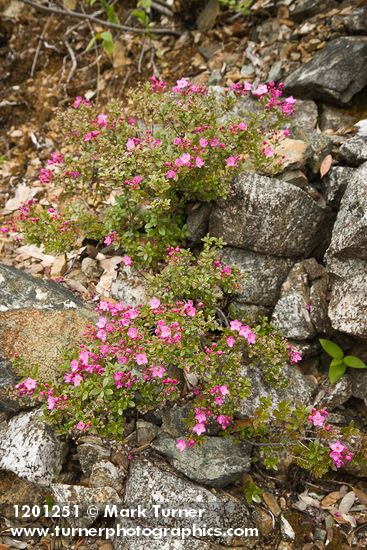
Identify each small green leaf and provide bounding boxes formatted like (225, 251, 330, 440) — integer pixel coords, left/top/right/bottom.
(86, 36, 97, 52)
(329, 362, 347, 384)
(330, 358, 343, 367)
(344, 355, 367, 369)
(319, 338, 344, 360)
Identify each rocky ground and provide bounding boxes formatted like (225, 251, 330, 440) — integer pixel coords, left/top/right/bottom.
(1, 0, 367, 548)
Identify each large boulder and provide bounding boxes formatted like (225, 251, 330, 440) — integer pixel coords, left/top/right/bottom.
(285, 37, 367, 104)
(209, 174, 325, 258)
(113, 457, 255, 549)
(0, 264, 96, 385)
(0, 409, 67, 484)
(326, 162, 367, 338)
(221, 248, 294, 307)
(152, 433, 252, 487)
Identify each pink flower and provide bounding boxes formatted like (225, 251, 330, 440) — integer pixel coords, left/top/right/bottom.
(160, 325, 171, 338)
(239, 325, 257, 344)
(264, 146, 274, 158)
(308, 408, 328, 427)
(176, 439, 187, 452)
(47, 396, 57, 410)
(193, 423, 206, 435)
(230, 320, 242, 331)
(199, 138, 208, 147)
(180, 153, 191, 166)
(83, 130, 100, 142)
(210, 137, 220, 147)
(195, 156, 205, 168)
(238, 122, 247, 130)
(1, 227, 9, 233)
(195, 409, 207, 423)
(176, 78, 189, 89)
(226, 155, 241, 167)
(330, 441, 345, 453)
(151, 365, 166, 378)
(104, 232, 117, 246)
(122, 255, 133, 266)
(149, 298, 160, 309)
(226, 336, 236, 348)
(253, 84, 268, 96)
(135, 353, 148, 365)
(97, 113, 108, 127)
(75, 421, 87, 431)
(96, 316, 107, 329)
(73, 374, 83, 387)
(184, 302, 196, 317)
(47, 152, 64, 165)
(217, 415, 231, 429)
(166, 170, 176, 179)
(126, 138, 135, 150)
(39, 168, 53, 183)
(127, 327, 139, 339)
(281, 96, 297, 115)
(23, 377, 37, 391)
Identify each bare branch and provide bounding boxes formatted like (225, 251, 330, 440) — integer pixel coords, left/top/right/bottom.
(18, 0, 180, 36)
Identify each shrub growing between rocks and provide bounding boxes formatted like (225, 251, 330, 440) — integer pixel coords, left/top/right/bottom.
(16, 243, 361, 478)
(8, 78, 294, 267)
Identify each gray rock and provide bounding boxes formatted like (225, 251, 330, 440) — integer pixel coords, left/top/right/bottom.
(319, 104, 361, 133)
(289, 0, 332, 21)
(77, 436, 111, 476)
(290, 128, 334, 176)
(52, 483, 121, 527)
(136, 419, 159, 445)
(327, 257, 367, 339)
(114, 457, 254, 549)
(227, 302, 271, 324)
(314, 376, 353, 410)
(0, 470, 47, 520)
(343, 7, 367, 35)
(186, 202, 212, 244)
(0, 264, 96, 384)
(291, 99, 318, 132)
(0, 409, 67, 484)
(326, 162, 367, 259)
(89, 460, 124, 489)
(152, 433, 252, 487)
(161, 402, 193, 438)
(209, 173, 325, 258)
(350, 369, 367, 405)
(339, 136, 367, 166)
(110, 266, 147, 307)
(0, 263, 82, 311)
(237, 365, 316, 418)
(221, 248, 293, 306)
(322, 166, 354, 207)
(285, 37, 367, 104)
(272, 259, 330, 340)
(0, 356, 16, 387)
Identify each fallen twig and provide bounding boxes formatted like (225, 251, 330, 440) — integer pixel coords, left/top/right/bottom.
(64, 39, 77, 83)
(19, 0, 180, 36)
(30, 16, 53, 77)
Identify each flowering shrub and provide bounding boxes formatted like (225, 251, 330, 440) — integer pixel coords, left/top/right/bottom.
(238, 400, 360, 477)
(147, 237, 240, 314)
(11, 78, 296, 266)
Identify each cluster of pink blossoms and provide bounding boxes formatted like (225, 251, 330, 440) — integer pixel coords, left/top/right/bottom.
(308, 407, 330, 430)
(329, 440, 353, 468)
(287, 344, 302, 364)
(229, 319, 256, 345)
